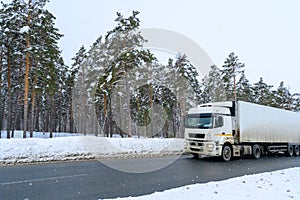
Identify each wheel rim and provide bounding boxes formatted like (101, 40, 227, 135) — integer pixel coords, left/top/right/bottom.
(255, 148, 261, 158)
(253, 145, 261, 159)
(288, 145, 294, 156)
(223, 146, 231, 161)
(294, 146, 299, 156)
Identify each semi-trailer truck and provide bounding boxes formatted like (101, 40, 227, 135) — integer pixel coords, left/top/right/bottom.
(184, 101, 300, 161)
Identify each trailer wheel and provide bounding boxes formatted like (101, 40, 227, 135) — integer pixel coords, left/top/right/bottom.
(222, 145, 232, 162)
(287, 145, 294, 157)
(294, 145, 300, 156)
(252, 144, 261, 159)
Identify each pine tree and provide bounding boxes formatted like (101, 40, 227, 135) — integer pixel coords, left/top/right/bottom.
(236, 72, 254, 102)
(252, 77, 274, 106)
(273, 81, 293, 110)
(292, 93, 300, 112)
(9, 0, 52, 138)
(95, 11, 155, 137)
(71, 46, 87, 125)
(200, 65, 226, 103)
(168, 54, 201, 137)
(221, 52, 245, 101)
(30, 9, 62, 137)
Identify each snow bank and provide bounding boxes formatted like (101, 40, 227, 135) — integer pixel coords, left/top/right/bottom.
(80, 136, 184, 159)
(106, 167, 300, 200)
(0, 137, 93, 165)
(0, 136, 184, 165)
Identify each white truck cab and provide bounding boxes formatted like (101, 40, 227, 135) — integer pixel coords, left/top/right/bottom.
(184, 102, 234, 159)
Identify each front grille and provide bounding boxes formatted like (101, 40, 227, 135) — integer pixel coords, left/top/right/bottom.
(190, 148, 203, 152)
(190, 142, 203, 147)
(189, 133, 205, 139)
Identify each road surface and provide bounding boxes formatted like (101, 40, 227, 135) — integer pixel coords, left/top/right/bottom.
(1, 155, 300, 200)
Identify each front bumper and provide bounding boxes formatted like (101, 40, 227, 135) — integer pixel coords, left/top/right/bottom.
(184, 139, 223, 157)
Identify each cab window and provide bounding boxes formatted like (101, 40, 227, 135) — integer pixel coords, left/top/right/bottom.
(214, 115, 224, 128)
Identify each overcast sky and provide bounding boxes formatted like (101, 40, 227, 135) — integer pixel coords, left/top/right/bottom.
(46, 0, 300, 92)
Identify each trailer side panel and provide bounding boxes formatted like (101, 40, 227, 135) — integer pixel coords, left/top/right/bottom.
(238, 101, 300, 143)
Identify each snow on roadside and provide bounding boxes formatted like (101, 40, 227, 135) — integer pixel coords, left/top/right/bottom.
(0, 136, 184, 165)
(80, 136, 184, 159)
(105, 167, 300, 200)
(0, 137, 93, 165)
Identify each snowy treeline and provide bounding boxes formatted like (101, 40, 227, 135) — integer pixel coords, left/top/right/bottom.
(0, 0, 67, 138)
(0, 2, 299, 139)
(71, 11, 201, 138)
(201, 53, 300, 111)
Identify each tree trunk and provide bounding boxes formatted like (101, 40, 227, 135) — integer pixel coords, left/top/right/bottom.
(83, 97, 87, 136)
(49, 96, 54, 138)
(233, 67, 237, 101)
(103, 94, 108, 137)
(23, 1, 32, 138)
(164, 122, 169, 138)
(0, 47, 3, 138)
(30, 64, 38, 138)
(23, 51, 30, 138)
(149, 84, 153, 137)
(7, 47, 11, 139)
(119, 95, 124, 138)
(94, 112, 98, 136)
(179, 91, 186, 138)
(58, 89, 62, 133)
(35, 95, 40, 131)
(109, 96, 113, 138)
(125, 71, 131, 137)
(69, 100, 74, 133)
(44, 97, 50, 133)
(16, 58, 24, 131)
(62, 113, 66, 132)
(63, 113, 67, 132)
(0, 100, 3, 138)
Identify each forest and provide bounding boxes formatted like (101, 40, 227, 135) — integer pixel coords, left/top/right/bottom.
(1, 0, 299, 139)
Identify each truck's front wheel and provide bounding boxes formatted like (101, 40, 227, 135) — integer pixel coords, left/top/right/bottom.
(192, 153, 199, 159)
(222, 145, 232, 162)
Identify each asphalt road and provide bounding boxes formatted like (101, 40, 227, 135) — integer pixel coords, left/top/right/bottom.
(1, 155, 300, 200)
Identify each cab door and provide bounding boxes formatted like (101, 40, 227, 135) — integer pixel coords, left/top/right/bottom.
(212, 114, 232, 138)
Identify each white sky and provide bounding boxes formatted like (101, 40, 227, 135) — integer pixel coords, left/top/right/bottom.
(45, 0, 300, 92)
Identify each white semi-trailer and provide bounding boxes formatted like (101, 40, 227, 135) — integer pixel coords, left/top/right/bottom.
(184, 101, 300, 161)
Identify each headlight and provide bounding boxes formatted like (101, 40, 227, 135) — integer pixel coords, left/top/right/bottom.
(206, 144, 215, 149)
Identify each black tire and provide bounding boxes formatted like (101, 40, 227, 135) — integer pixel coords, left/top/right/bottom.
(222, 145, 232, 162)
(294, 145, 300, 156)
(252, 144, 261, 159)
(192, 153, 199, 159)
(287, 145, 294, 157)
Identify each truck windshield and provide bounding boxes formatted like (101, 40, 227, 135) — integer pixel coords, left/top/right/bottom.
(185, 113, 213, 129)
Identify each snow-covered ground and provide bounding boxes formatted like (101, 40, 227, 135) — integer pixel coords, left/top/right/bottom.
(1, 131, 300, 200)
(0, 131, 184, 165)
(106, 167, 300, 200)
